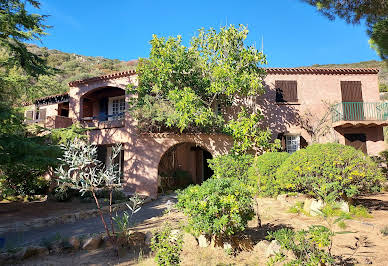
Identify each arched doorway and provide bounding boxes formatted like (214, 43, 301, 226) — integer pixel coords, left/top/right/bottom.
(157, 142, 214, 192)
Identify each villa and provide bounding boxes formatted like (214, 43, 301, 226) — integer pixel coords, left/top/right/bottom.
(25, 68, 388, 198)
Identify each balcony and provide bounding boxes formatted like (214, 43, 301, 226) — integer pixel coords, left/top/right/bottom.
(25, 115, 73, 129)
(81, 113, 125, 129)
(331, 102, 388, 128)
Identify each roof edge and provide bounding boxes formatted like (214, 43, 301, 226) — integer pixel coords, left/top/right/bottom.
(68, 70, 136, 87)
(265, 68, 379, 75)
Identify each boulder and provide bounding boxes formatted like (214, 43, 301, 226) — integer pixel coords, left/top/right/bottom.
(309, 199, 324, 216)
(339, 201, 350, 213)
(254, 240, 270, 252)
(198, 234, 211, 248)
(304, 198, 324, 216)
(223, 242, 232, 250)
(68, 236, 81, 250)
(15, 246, 49, 260)
(82, 235, 102, 250)
(265, 240, 281, 258)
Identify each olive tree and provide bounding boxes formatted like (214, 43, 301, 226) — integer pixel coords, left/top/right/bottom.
(55, 139, 122, 247)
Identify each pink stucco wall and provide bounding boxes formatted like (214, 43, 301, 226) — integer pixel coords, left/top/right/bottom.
(258, 73, 386, 155)
(67, 71, 386, 198)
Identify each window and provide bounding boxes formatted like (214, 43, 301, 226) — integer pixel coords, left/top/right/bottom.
(98, 145, 125, 182)
(108, 96, 125, 121)
(286, 135, 300, 154)
(275, 80, 298, 103)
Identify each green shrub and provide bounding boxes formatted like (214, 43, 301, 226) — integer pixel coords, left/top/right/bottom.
(176, 177, 254, 239)
(267, 226, 335, 265)
(247, 152, 290, 196)
(276, 144, 384, 202)
(151, 223, 183, 266)
(208, 153, 253, 181)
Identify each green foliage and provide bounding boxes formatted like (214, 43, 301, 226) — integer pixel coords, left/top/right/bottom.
(208, 153, 253, 181)
(130, 25, 268, 137)
(176, 178, 254, 238)
(0, 105, 60, 196)
(267, 226, 335, 265)
(151, 223, 183, 266)
(224, 109, 280, 154)
(276, 143, 384, 202)
(48, 123, 89, 144)
(349, 205, 372, 219)
(247, 152, 290, 196)
(288, 201, 305, 215)
(0, 0, 51, 77)
(113, 194, 143, 236)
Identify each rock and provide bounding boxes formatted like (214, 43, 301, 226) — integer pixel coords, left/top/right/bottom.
(223, 242, 232, 250)
(309, 199, 324, 216)
(277, 194, 288, 202)
(303, 198, 313, 214)
(254, 240, 270, 252)
(82, 235, 102, 250)
(15, 246, 49, 260)
(198, 234, 211, 248)
(338, 201, 350, 213)
(145, 232, 152, 246)
(265, 240, 281, 258)
(128, 231, 146, 247)
(68, 236, 81, 250)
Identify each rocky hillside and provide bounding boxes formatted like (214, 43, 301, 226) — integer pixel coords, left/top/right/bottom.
(10, 45, 138, 105)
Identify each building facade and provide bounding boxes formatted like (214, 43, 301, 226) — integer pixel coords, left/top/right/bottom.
(25, 68, 388, 198)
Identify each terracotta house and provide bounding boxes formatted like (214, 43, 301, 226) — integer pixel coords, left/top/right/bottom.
(25, 68, 388, 198)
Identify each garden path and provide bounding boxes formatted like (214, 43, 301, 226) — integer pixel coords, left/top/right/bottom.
(0, 194, 177, 248)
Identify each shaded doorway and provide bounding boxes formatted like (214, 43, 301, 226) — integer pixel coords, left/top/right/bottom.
(158, 142, 213, 193)
(344, 133, 367, 154)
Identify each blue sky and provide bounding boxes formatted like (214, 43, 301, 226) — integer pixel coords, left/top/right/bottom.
(30, 0, 380, 67)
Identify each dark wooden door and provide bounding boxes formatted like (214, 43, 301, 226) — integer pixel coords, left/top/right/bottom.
(344, 133, 367, 154)
(341, 81, 364, 120)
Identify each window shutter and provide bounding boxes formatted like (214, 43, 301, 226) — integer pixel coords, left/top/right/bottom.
(341, 81, 363, 102)
(277, 133, 286, 151)
(275, 80, 297, 102)
(300, 136, 308, 148)
(25, 110, 34, 120)
(39, 109, 46, 121)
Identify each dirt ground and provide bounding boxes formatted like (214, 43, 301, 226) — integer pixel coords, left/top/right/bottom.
(0, 198, 100, 225)
(16, 193, 388, 266)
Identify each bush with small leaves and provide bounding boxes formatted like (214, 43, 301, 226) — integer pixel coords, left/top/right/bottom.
(208, 153, 254, 181)
(276, 143, 384, 202)
(176, 177, 254, 239)
(267, 226, 335, 265)
(151, 223, 183, 266)
(247, 152, 290, 196)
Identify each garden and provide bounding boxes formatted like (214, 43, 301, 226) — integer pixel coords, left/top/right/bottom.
(1, 4, 388, 265)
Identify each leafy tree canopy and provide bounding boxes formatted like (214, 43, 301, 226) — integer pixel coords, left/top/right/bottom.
(301, 0, 388, 59)
(131, 25, 277, 153)
(0, 0, 50, 77)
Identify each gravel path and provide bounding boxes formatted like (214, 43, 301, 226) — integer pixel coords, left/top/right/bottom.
(0, 195, 177, 248)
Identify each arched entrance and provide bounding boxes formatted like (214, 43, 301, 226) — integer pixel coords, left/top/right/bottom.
(157, 142, 213, 192)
